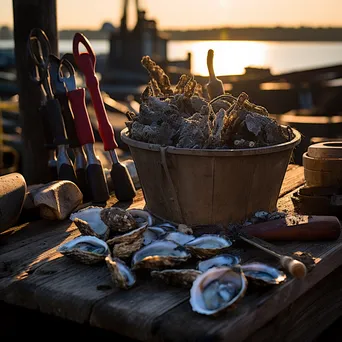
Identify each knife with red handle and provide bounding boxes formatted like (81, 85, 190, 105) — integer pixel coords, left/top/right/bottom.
(73, 33, 136, 202)
(67, 87, 109, 204)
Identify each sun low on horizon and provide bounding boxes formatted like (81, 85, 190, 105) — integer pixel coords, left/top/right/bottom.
(1, 0, 342, 29)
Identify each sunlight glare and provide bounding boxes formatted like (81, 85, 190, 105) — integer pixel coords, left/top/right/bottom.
(189, 41, 268, 76)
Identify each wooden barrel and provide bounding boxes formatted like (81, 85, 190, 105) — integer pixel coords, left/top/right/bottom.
(121, 127, 301, 226)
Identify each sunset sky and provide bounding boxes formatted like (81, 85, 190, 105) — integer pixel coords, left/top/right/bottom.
(1, 0, 342, 30)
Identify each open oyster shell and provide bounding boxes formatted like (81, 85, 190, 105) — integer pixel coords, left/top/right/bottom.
(143, 226, 166, 246)
(131, 240, 191, 270)
(190, 267, 248, 316)
(127, 209, 154, 226)
(151, 269, 202, 288)
(240, 262, 286, 286)
(70, 206, 110, 241)
(106, 225, 148, 259)
(142, 224, 177, 246)
(58, 235, 109, 265)
(184, 234, 233, 259)
(164, 231, 196, 246)
(105, 255, 136, 289)
(197, 254, 241, 273)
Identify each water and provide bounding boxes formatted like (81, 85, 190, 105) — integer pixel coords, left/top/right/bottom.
(2, 39, 342, 76)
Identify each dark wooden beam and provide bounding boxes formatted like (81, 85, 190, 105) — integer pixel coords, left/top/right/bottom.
(12, 0, 58, 184)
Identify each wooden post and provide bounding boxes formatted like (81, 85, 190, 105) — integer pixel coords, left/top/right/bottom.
(12, 0, 58, 185)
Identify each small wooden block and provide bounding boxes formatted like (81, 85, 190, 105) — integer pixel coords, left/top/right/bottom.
(308, 141, 342, 159)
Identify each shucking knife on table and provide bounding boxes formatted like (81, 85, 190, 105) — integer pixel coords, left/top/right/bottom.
(72, 32, 136, 202)
(63, 60, 110, 205)
(228, 214, 341, 279)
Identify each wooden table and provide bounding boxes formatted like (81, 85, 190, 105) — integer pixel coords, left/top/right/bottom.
(1, 165, 342, 342)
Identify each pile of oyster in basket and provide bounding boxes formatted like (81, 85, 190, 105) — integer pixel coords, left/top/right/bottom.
(58, 205, 288, 316)
(125, 55, 295, 149)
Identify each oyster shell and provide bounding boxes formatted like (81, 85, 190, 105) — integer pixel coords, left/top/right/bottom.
(143, 226, 169, 245)
(159, 222, 177, 231)
(240, 262, 286, 285)
(105, 255, 136, 289)
(58, 236, 109, 264)
(131, 240, 191, 270)
(100, 207, 137, 233)
(190, 267, 248, 316)
(106, 225, 148, 259)
(151, 269, 202, 288)
(164, 231, 196, 246)
(69, 206, 110, 240)
(127, 209, 154, 226)
(197, 254, 241, 273)
(184, 234, 233, 259)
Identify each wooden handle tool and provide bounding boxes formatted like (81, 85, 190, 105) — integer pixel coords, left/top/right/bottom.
(206, 49, 224, 100)
(238, 234, 308, 279)
(241, 215, 341, 241)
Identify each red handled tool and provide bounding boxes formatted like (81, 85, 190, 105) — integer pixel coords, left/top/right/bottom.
(65, 69, 110, 205)
(48, 54, 89, 199)
(68, 90, 109, 204)
(73, 32, 136, 202)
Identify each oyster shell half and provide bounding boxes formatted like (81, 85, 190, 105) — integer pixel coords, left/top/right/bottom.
(159, 222, 177, 231)
(190, 267, 248, 316)
(151, 269, 202, 288)
(131, 240, 191, 270)
(142, 226, 169, 245)
(105, 255, 136, 289)
(197, 254, 241, 273)
(164, 231, 196, 246)
(106, 225, 148, 259)
(70, 206, 110, 241)
(184, 234, 233, 259)
(240, 262, 286, 285)
(127, 209, 154, 226)
(58, 236, 109, 264)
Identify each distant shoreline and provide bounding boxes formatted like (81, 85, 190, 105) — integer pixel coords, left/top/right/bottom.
(2, 26, 342, 41)
(163, 27, 342, 42)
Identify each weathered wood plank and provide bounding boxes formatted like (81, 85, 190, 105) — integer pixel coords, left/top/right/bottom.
(0, 237, 119, 321)
(246, 265, 342, 342)
(279, 165, 305, 197)
(0, 223, 78, 296)
(0, 219, 75, 255)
